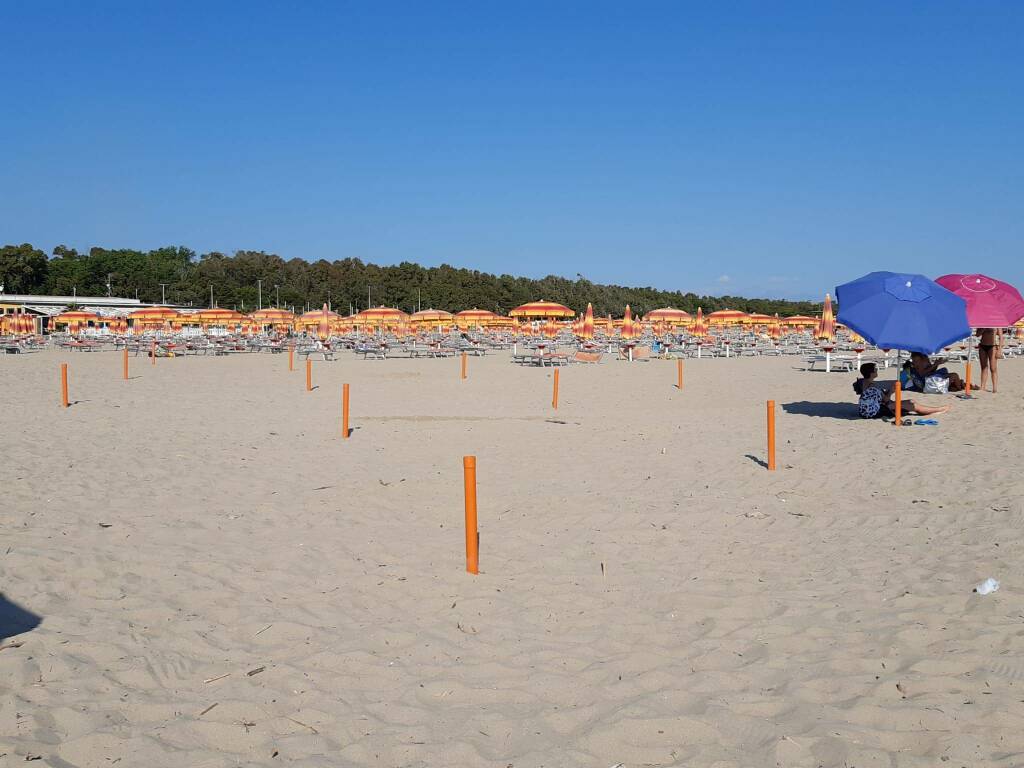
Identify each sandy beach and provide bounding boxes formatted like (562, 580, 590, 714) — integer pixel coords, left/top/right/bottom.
(2, 347, 1024, 767)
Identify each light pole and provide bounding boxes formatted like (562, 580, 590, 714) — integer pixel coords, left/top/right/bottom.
(275, 284, 280, 308)
(257, 279, 263, 310)
(159, 283, 169, 304)
(106, 273, 112, 297)
(210, 285, 214, 308)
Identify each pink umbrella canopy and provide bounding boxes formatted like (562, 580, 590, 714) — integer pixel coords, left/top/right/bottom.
(935, 274, 1024, 328)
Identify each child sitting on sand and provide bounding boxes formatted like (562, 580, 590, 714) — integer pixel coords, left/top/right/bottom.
(854, 362, 951, 419)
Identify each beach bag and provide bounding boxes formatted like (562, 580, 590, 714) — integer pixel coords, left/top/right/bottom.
(924, 375, 950, 394)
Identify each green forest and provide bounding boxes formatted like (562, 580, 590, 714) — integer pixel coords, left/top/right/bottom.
(0, 243, 824, 317)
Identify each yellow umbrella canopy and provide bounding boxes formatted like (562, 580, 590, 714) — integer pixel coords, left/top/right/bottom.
(410, 308, 453, 324)
(455, 308, 500, 328)
(509, 300, 574, 318)
(783, 315, 817, 327)
(193, 307, 244, 328)
(250, 307, 295, 329)
(745, 313, 773, 325)
(644, 307, 691, 325)
(353, 306, 409, 328)
(52, 310, 99, 333)
(706, 309, 748, 325)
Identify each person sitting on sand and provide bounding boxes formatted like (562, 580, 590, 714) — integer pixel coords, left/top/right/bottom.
(854, 362, 952, 419)
(905, 352, 965, 392)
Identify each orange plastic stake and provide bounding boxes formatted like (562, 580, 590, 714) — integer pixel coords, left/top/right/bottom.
(342, 383, 350, 439)
(677, 359, 684, 390)
(965, 361, 972, 393)
(288, 345, 294, 372)
(464, 456, 479, 574)
(60, 363, 69, 408)
(894, 380, 902, 425)
(766, 399, 775, 471)
(552, 368, 559, 409)
(151, 340, 156, 365)
(122, 348, 129, 381)
(306, 359, 312, 391)
(461, 352, 467, 380)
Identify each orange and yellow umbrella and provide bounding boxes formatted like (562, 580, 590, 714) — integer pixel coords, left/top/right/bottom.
(691, 307, 708, 338)
(817, 293, 836, 342)
(509, 300, 574, 319)
(251, 307, 295, 331)
(410, 308, 453, 331)
(769, 313, 782, 341)
(52, 310, 99, 334)
(354, 306, 409, 330)
(644, 307, 691, 326)
(621, 305, 638, 341)
(783, 315, 817, 327)
(193, 307, 244, 329)
(455, 308, 499, 329)
(580, 303, 595, 340)
(707, 309, 748, 325)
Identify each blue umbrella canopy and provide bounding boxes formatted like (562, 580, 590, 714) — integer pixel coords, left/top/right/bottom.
(835, 271, 970, 355)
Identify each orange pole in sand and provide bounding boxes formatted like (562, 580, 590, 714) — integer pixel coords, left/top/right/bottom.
(342, 383, 350, 439)
(461, 352, 467, 380)
(677, 359, 684, 390)
(122, 348, 129, 381)
(965, 361, 972, 393)
(60, 363, 69, 408)
(464, 456, 479, 574)
(306, 359, 312, 391)
(766, 399, 775, 471)
(552, 368, 559, 409)
(894, 380, 902, 425)
(288, 345, 294, 372)
(151, 340, 156, 365)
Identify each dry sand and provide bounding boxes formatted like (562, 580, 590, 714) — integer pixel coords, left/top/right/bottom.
(2, 347, 1023, 767)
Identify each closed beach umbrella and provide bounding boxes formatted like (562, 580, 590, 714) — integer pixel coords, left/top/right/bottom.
(769, 313, 782, 341)
(934, 274, 1024, 328)
(580, 303, 595, 340)
(691, 307, 707, 338)
(816, 293, 836, 342)
(835, 271, 970, 355)
(620, 305, 637, 341)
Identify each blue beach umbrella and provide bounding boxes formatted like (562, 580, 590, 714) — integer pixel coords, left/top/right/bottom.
(835, 271, 970, 355)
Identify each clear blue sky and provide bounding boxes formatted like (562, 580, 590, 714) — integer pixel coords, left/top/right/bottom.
(2, 1, 1022, 300)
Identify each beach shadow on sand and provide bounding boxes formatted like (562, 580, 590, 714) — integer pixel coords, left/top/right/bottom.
(0, 594, 41, 641)
(782, 401, 860, 420)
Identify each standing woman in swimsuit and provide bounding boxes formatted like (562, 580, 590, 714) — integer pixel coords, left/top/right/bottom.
(976, 327, 1003, 393)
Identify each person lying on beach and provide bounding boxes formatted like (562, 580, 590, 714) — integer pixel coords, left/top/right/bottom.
(854, 362, 951, 419)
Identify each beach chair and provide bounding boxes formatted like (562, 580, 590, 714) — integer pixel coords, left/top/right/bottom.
(571, 351, 602, 364)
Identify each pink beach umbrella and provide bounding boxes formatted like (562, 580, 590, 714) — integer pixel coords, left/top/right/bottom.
(934, 274, 1024, 328)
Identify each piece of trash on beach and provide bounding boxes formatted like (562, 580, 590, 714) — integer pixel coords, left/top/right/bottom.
(974, 578, 1000, 595)
(247, 666, 266, 677)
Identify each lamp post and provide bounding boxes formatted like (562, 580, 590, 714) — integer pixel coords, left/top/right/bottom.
(257, 279, 262, 310)
(159, 283, 169, 304)
(275, 284, 280, 308)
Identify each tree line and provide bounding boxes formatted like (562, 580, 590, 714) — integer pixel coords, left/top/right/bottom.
(0, 243, 824, 318)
